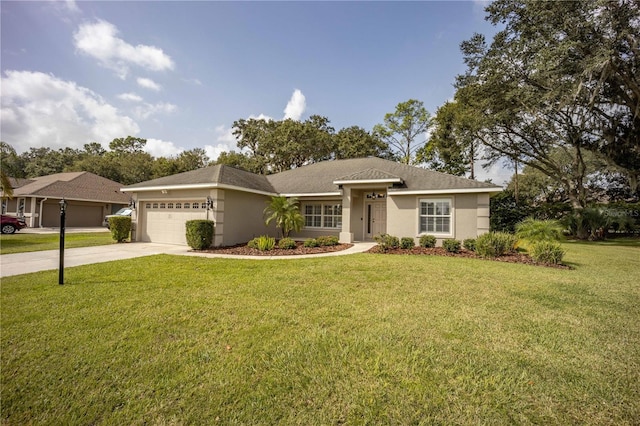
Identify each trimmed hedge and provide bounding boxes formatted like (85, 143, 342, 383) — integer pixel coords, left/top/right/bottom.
(475, 232, 517, 258)
(185, 220, 214, 250)
(109, 216, 131, 243)
(400, 237, 415, 249)
(278, 237, 297, 249)
(442, 238, 461, 253)
(316, 235, 339, 246)
(419, 234, 437, 248)
(463, 238, 477, 252)
(374, 234, 400, 251)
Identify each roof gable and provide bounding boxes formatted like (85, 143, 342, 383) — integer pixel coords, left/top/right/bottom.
(124, 165, 276, 194)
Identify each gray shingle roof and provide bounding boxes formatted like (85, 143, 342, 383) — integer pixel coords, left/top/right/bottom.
(334, 168, 403, 183)
(123, 158, 501, 195)
(267, 157, 500, 194)
(124, 165, 276, 194)
(12, 172, 130, 203)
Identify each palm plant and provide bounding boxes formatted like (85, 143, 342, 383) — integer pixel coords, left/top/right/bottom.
(263, 196, 304, 238)
(515, 218, 564, 243)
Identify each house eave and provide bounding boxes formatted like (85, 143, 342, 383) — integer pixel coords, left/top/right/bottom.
(122, 183, 277, 197)
(280, 192, 342, 198)
(388, 187, 503, 196)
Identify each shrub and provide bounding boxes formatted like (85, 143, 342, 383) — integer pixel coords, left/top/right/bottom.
(475, 232, 517, 258)
(515, 218, 564, 243)
(303, 238, 318, 248)
(400, 237, 415, 249)
(530, 241, 565, 264)
(442, 238, 461, 253)
(255, 235, 275, 251)
(278, 237, 297, 249)
(374, 234, 400, 252)
(247, 238, 258, 249)
(463, 238, 476, 252)
(316, 235, 339, 246)
(185, 220, 214, 250)
(109, 216, 131, 243)
(419, 234, 437, 248)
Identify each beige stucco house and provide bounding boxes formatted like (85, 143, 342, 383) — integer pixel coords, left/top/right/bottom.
(2, 172, 130, 228)
(123, 157, 501, 247)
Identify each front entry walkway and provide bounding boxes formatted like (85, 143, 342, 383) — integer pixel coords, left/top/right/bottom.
(0, 242, 376, 278)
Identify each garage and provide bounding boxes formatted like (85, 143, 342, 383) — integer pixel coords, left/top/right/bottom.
(140, 200, 209, 245)
(42, 201, 104, 227)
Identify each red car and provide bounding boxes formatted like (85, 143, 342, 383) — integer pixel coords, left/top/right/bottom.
(1, 214, 27, 234)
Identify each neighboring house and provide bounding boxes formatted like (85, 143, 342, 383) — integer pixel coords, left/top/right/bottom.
(123, 157, 502, 247)
(1, 172, 130, 228)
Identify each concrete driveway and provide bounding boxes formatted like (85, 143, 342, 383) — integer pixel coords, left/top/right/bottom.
(0, 242, 188, 278)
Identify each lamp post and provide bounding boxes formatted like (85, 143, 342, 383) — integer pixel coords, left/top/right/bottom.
(59, 198, 67, 285)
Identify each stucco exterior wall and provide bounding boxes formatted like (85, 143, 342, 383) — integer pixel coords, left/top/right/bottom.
(387, 193, 491, 245)
(221, 189, 274, 246)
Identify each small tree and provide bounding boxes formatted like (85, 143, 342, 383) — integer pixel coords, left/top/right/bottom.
(264, 196, 304, 238)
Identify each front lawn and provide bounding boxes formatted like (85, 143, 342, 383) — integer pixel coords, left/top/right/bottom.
(0, 231, 114, 254)
(2, 242, 638, 424)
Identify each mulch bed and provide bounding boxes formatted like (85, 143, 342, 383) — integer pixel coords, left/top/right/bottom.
(366, 246, 572, 269)
(195, 241, 571, 269)
(196, 242, 353, 256)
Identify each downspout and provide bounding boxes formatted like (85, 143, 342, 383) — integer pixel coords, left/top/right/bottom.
(39, 197, 48, 228)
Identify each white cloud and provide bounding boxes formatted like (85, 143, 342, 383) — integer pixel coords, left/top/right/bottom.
(133, 102, 177, 120)
(214, 125, 236, 145)
(0, 70, 139, 153)
(117, 92, 143, 102)
(136, 77, 162, 91)
(204, 143, 235, 162)
(283, 89, 306, 120)
(144, 138, 183, 158)
(73, 19, 174, 79)
(64, 0, 80, 13)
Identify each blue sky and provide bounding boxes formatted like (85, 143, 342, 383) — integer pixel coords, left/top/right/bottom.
(1, 1, 510, 183)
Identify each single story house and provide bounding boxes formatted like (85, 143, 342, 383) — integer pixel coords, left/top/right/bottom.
(122, 157, 502, 246)
(2, 172, 130, 228)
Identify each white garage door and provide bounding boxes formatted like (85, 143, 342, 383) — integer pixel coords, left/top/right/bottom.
(141, 200, 208, 245)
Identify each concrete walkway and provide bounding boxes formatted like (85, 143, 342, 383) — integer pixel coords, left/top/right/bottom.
(0, 242, 376, 278)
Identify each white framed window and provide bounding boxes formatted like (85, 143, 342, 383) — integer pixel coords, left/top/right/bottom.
(303, 203, 342, 229)
(175, 203, 182, 209)
(419, 198, 453, 236)
(192, 202, 199, 209)
(304, 204, 322, 228)
(159, 203, 166, 209)
(323, 204, 342, 228)
(168, 203, 174, 209)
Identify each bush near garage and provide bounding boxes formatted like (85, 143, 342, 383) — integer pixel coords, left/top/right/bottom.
(109, 216, 132, 243)
(185, 220, 214, 250)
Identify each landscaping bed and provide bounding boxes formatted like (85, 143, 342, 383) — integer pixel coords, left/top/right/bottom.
(196, 241, 353, 256)
(366, 245, 573, 269)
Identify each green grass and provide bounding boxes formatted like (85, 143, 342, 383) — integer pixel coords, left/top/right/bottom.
(2, 242, 639, 424)
(0, 232, 114, 254)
